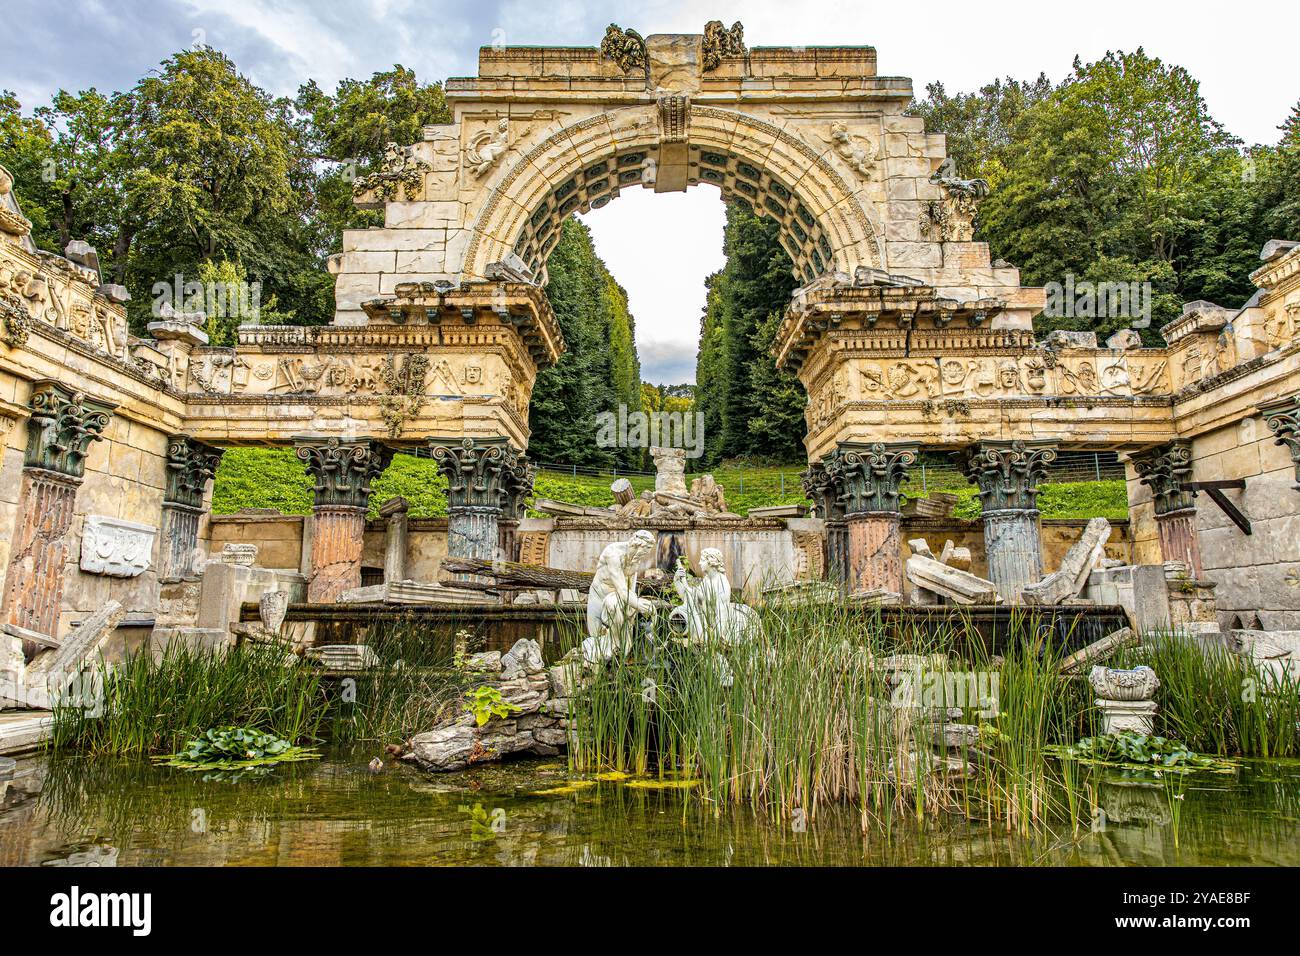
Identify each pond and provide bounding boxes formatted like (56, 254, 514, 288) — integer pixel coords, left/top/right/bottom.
(3, 748, 1299, 866)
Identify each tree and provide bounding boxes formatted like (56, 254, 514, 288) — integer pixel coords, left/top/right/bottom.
(295, 66, 450, 240)
(695, 202, 804, 465)
(528, 218, 643, 469)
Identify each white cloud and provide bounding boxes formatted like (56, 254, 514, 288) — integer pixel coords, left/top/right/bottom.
(579, 187, 727, 386)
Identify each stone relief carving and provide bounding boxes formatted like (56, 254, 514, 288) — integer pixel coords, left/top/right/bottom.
(922, 158, 989, 243)
(80, 515, 157, 578)
(599, 24, 648, 74)
(354, 142, 430, 201)
(465, 118, 510, 178)
(818, 123, 876, 180)
(701, 20, 745, 72)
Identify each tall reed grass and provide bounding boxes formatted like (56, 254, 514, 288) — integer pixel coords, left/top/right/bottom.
(566, 600, 1094, 833)
(50, 642, 329, 756)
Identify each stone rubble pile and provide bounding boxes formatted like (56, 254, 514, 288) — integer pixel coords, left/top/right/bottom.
(403, 638, 585, 772)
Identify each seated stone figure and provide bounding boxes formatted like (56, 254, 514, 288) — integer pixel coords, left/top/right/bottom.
(672, 548, 759, 646)
(583, 530, 656, 663)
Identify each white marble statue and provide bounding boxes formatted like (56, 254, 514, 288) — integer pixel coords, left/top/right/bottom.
(583, 530, 656, 663)
(673, 548, 759, 645)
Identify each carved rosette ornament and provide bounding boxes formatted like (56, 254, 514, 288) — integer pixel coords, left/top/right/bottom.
(960, 440, 1057, 514)
(1132, 441, 1197, 515)
(24, 381, 115, 478)
(164, 435, 224, 510)
(294, 437, 395, 511)
(1261, 394, 1300, 489)
(826, 442, 917, 516)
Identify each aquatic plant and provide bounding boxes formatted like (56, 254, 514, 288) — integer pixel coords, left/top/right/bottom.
(50, 641, 329, 757)
(1048, 731, 1236, 772)
(1114, 635, 1300, 758)
(154, 726, 319, 772)
(464, 686, 521, 726)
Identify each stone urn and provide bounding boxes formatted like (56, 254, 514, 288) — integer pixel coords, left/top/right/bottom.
(1089, 665, 1159, 735)
(259, 589, 290, 633)
(1088, 665, 1159, 701)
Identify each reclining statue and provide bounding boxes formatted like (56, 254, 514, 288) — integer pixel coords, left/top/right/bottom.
(583, 529, 656, 663)
(672, 548, 759, 646)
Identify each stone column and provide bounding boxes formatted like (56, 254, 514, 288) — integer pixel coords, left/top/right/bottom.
(960, 440, 1057, 602)
(826, 443, 917, 595)
(1262, 394, 1300, 491)
(160, 436, 224, 580)
(802, 460, 848, 585)
(1132, 441, 1203, 577)
(1, 382, 114, 656)
(498, 459, 535, 563)
(294, 437, 394, 603)
(650, 446, 688, 495)
(430, 438, 533, 566)
(380, 496, 409, 582)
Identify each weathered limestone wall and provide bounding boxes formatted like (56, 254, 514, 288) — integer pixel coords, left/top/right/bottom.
(208, 515, 305, 571)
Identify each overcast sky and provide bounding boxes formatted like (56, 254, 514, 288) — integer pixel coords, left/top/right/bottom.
(3, 0, 1294, 383)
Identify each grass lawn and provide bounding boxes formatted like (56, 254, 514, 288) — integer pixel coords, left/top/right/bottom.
(211, 449, 1129, 521)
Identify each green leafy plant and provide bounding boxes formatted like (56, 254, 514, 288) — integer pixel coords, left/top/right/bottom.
(464, 686, 520, 727)
(1048, 732, 1235, 773)
(154, 726, 320, 772)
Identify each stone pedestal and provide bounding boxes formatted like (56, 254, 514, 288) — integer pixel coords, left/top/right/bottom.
(846, 512, 903, 594)
(380, 496, 409, 582)
(1, 469, 80, 655)
(1155, 508, 1203, 578)
(307, 506, 367, 602)
(1096, 698, 1158, 736)
(295, 437, 393, 604)
(982, 508, 1044, 603)
(960, 440, 1056, 604)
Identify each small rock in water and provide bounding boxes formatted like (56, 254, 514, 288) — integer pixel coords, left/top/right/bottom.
(368, 757, 384, 773)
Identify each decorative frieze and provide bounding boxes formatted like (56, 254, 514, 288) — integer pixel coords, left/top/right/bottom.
(294, 437, 394, 511)
(79, 515, 157, 578)
(1132, 441, 1197, 515)
(1261, 394, 1300, 488)
(24, 382, 114, 478)
(960, 440, 1057, 514)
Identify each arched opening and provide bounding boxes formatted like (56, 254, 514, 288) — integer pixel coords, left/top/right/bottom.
(511, 143, 838, 287)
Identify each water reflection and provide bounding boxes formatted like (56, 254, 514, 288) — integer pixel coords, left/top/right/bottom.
(2, 750, 1298, 866)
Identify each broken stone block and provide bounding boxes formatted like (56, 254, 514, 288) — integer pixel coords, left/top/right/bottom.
(1022, 517, 1111, 606)
(27, 601, 127, 678)
(908, 537, 935, 560)
(501, 638, 545, 676)
(905, 554, 1000, 605)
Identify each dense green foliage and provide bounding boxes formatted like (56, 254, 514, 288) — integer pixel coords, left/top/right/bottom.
(695, 202, 806, 464)
(529, 219, 643, 469)
(1, 52, 449, 332)
(212, 448, 1127, 520)
(911, 50, 1300, 338)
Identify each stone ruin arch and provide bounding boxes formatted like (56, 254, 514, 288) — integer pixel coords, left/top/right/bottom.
(0, 25, 1295, 662)
(459, 104, 885, 286)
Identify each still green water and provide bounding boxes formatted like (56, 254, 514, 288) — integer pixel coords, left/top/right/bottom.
(3, 749, 1299, 866)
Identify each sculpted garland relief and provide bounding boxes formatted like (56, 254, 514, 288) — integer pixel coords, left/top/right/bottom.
(808, 350, 1171, 422)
